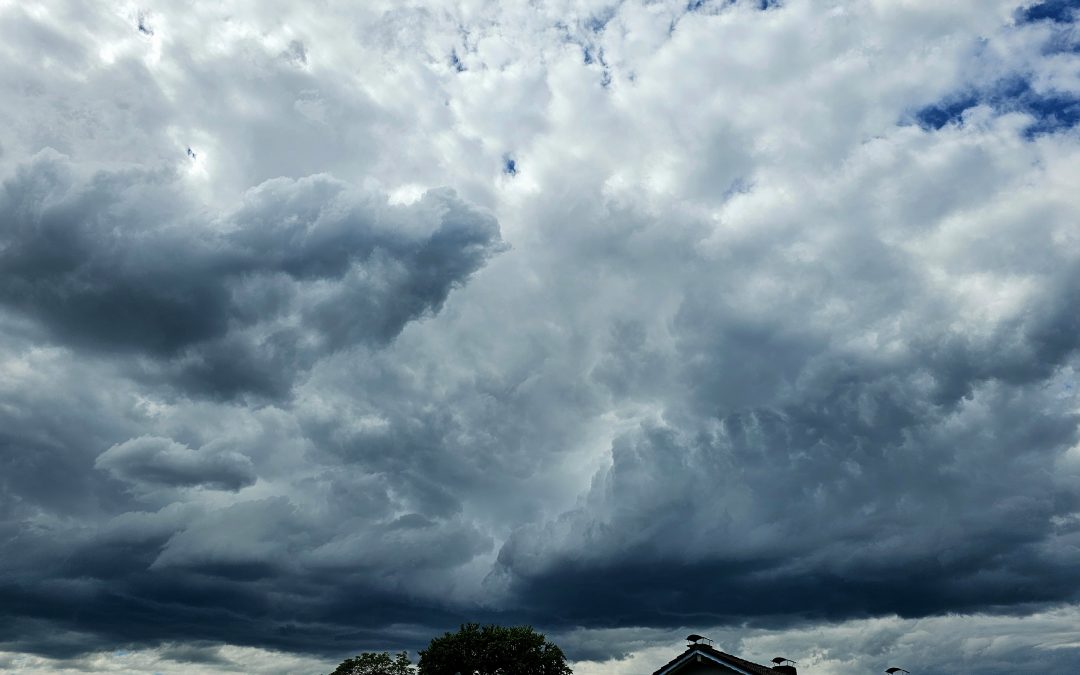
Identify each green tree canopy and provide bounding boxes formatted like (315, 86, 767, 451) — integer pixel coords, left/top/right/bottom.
(417, 624, 572, 675)
(330, 650, 414, 675)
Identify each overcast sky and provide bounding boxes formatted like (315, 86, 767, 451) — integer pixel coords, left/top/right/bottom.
(3, 1, 1080, 674)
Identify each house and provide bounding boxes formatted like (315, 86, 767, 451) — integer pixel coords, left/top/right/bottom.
(652, 637, 798, 675)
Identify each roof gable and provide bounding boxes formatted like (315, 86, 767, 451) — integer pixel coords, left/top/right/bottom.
(653, 644, 778, 675)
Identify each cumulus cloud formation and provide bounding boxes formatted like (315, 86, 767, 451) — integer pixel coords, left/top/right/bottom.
(3, 0, 1080, 673)
(0, 152, 501, 398)
(494, 117, 1080, 624)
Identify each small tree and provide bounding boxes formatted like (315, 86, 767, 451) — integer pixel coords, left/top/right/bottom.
(417, 624, 572, 675)
(331, 651, 414, 675)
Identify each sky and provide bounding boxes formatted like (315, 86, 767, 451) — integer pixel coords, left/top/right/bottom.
(2, 0, 1080, 673)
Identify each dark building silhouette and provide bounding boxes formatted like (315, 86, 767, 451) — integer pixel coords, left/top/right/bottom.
(653, 638, 798, 675)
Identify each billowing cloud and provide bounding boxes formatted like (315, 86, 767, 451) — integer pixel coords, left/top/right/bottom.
(494, 113, 1080, 626)
(96, 436, 256, 491)
(0, 151, 501, 398)
(3, 0, 1080, 673)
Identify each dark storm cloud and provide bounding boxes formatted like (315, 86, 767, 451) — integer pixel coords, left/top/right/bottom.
(0, 342, 502, 658)
(0, 469, 496, 656)
(0, 145, 504, 659)
(496, 392, 1080, 627)
(0, 353, 136, 520)
(492, 243, 1080, 635)
(0, 151, 501, 398)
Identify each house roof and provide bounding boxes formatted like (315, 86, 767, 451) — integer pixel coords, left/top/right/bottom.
(651, 643, 779, 675)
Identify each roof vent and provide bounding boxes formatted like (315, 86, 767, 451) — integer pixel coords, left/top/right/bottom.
(771, 657, 798, 675)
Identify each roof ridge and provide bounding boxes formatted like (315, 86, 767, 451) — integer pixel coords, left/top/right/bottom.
(651, 643, 778, 675)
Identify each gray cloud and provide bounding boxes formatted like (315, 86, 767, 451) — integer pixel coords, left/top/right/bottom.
(96, 436, 256, 491)
(0, 151, 501, 398)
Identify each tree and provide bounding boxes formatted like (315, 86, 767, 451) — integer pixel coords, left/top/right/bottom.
(417, 624, 572, 675)
(330, 651, 415, 675)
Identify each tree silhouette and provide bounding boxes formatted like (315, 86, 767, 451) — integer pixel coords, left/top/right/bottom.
(330, 650, 414, 675)
(418, 624, 572, 675)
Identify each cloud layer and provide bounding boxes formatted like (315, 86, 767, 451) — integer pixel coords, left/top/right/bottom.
(3, 1, 1080, 673)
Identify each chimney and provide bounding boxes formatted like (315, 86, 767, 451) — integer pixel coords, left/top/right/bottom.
(771, 657, 797, 675)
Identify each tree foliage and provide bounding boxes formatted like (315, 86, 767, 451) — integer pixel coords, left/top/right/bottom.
(330, 651, 415, 675)
(417, 624, 572, 675)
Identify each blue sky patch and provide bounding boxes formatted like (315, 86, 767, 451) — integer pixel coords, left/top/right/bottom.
(914, 92, 983, 129)
(450, 50, 466, 72)
(914, 77, 1080, 137)
(1022, 90, 1080, 134)
(1015, 0, 1080, 24)
(688, 0, 781, 11)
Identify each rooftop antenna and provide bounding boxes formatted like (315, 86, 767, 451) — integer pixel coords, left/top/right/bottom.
(885, 669, 910, 674)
